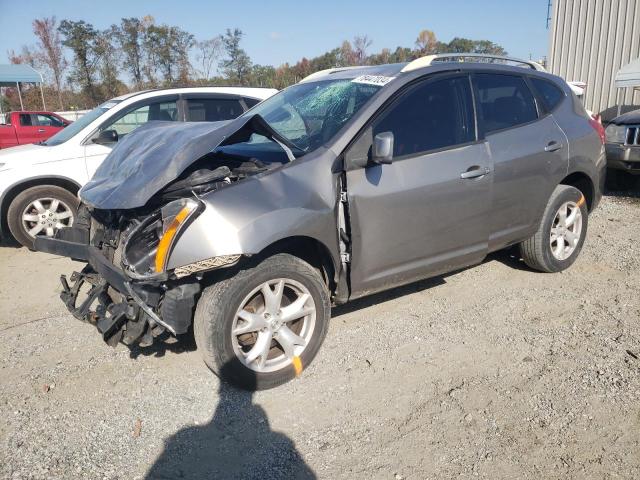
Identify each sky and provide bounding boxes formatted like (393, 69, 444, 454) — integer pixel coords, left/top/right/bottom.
(0, 0, 552, 70)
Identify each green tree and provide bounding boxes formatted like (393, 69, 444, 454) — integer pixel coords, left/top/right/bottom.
(115, 17, 145, 89)
(220, 28, 252, 85)
(446, 37, 507, 55)
(172, 27, 194, 85)
(446, 37, 476, 53)
(94, 27, 122, 98)
(143, 23, 194, 85)
(250, 64, 277, 88)
(58, 20, 100, 104)
(472, 40, 507, 55)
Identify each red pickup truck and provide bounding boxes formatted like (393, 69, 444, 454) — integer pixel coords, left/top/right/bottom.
(0, 111, 70, 149)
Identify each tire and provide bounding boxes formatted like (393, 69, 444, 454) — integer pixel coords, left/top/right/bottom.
(519, 185, 588, 273)
(194, 253, 331, 390)
(7, 185, 79, 249)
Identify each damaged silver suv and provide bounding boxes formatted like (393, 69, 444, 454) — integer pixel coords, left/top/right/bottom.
(36, 54, 606, 390)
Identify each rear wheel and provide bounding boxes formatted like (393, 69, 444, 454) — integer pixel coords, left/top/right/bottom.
(7, 185, 78, 248)
(194, 254, 331, 390)
(519, 185, 588, 273)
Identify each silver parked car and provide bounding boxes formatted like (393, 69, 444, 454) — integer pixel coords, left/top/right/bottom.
(36, 54, 606, 390)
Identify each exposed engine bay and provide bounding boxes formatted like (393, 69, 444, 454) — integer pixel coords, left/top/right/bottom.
(38, 118, 293, 347)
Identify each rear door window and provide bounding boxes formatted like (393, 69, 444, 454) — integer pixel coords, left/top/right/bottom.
(372, 75, 475, 157)
(474, 74, 538, 134)
(185, 98, 244, 122)
(530, 77, 565, 112)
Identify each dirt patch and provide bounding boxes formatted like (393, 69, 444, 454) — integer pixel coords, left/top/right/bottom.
(1, 194, 639, 479)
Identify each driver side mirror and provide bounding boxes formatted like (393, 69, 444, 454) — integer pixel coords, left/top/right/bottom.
(92, 129, 118, 145)
(372, 131, 394, 164)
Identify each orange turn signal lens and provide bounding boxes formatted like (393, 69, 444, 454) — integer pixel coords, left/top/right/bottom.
(155, 205, 195, 273)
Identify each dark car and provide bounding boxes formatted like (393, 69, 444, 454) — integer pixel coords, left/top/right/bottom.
(36, 54, 606, 390)
(605, 108, 640, 185)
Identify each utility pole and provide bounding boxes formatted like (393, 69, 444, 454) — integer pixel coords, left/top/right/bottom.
(546, 0, 553, 29)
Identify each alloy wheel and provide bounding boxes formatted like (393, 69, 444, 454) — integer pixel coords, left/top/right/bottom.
(231, 278, 316, 373)
(21, 197, 74, 238)
(550, 200, 582, 261)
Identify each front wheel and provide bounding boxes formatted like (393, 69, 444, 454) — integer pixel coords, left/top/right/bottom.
(194, 254, 331, 390)
(519, 185, 588, 273)
(7, 185, 79, 249)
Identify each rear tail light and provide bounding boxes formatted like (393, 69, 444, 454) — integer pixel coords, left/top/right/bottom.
(589, 115, 605, 144)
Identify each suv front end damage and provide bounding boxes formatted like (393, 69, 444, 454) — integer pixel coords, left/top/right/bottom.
(34, 111, 343, 350)
(37, 204, 210, 347)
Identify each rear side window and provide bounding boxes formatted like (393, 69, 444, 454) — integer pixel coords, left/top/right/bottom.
(530, 77, 565, 112)
(474, 74, 538, 134)
(373, 76, 475, 157)
(186, 98, 244, 122)
(19, 114, 33, 126)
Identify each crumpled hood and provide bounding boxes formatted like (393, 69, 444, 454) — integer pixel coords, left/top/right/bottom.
(611, 108, 640, 125)
(80, 114, 289, 210)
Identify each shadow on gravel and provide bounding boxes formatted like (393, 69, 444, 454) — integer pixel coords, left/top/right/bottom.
(128, 329, 198, 359)
(486, 245, 531, 271)
(332, 275, 446, 317)
(145, 363, 316, 480)
(331, 245, 535, 320)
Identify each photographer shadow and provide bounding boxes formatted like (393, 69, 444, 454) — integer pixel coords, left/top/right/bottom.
(145, 363, 316, 480)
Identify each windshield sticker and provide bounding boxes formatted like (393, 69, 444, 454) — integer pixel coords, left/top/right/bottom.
(351, 75, 395, 86)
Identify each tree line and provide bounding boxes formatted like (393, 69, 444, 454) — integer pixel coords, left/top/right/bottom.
(3, 16, 507, 112)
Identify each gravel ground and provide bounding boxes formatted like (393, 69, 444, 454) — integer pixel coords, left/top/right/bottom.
(1, 192, 639, 479)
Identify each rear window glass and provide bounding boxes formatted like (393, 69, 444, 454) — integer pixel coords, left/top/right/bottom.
(186, 99, 244, 122)
(243, 97, 260, 108)
(530, 77, 565, 112)
(475, 74, 538, 134)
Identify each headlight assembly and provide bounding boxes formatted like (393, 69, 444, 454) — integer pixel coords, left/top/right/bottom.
(604, 124, 627, 144)
(155, 198, 202, 273)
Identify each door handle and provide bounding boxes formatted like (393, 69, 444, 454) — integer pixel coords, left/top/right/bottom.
(544, 141, 563, 152)
(460, 166, 490, 179)
(37, 128, 45, 133)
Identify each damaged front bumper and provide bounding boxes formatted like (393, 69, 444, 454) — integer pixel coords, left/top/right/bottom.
(35, 230, 200, 347)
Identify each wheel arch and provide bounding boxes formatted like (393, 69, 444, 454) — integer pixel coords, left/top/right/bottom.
(559, 171, 595, 211)
(0, 176, 81, 237)
(255, 235, 339, 295)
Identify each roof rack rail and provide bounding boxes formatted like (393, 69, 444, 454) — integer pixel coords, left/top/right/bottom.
(301, 66, 363, 83)
(401, 53, 546, 73)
